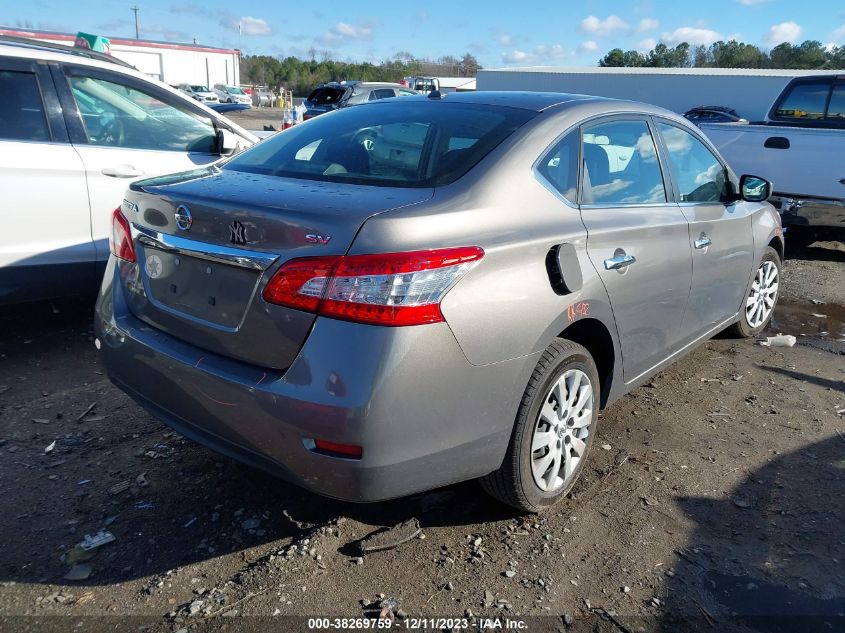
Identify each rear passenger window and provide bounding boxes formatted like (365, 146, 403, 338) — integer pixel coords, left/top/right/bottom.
(774, 82, 830, 120)
(581, 120, 666, 205)
(657, 122, 730, 203)
(0, 70, 50, 142)
(537, 131, 578, 203)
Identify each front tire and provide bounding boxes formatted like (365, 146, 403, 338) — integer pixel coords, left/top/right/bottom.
(727, 246, 781, 338)
(481, 339, 599, 512)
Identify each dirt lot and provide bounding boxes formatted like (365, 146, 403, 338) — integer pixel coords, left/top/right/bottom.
(225, 107, 294, 132)
(0, 228, 842, 633)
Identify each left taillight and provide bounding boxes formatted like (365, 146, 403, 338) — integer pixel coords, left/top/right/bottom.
(262, 247, 484, 327)
(110, 207, 136, 262)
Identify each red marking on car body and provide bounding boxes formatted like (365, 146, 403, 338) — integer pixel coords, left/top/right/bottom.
(567, 301, 590, 323)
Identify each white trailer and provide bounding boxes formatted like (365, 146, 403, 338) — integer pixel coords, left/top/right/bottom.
(0, 27, 240, 88)
(477, 67, 836, 120)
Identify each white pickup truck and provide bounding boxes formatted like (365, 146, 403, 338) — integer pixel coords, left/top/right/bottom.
(700, 75, 844, 228)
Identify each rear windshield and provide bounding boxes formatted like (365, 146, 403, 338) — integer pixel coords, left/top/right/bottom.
(191, 85, 209, 92)
(223, 101, 536, 187)
(773, 81, 830, 120)
(307, 87, 348, 105)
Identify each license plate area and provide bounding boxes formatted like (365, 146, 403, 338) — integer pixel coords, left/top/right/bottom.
(141, 247, 259, 329)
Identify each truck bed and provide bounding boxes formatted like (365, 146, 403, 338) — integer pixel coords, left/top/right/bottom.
(700, 122, 845, 202)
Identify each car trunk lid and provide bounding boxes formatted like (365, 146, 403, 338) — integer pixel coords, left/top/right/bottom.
(121, 167, 433, 369)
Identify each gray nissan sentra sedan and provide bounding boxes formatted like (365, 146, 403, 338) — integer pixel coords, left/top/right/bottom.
(96, 91, 783, 512)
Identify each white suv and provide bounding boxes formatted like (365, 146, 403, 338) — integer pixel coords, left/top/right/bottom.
(0, 37, 257, 304)
(177, 83, 219, 103)
(213, 83, 252, 105)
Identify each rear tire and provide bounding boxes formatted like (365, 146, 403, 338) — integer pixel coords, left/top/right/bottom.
(727, 246, 781, 338)
(481, 339, 600, 513)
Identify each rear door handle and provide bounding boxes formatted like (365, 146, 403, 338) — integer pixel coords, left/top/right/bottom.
(694, 235, 712, 249)
(604, 254, 636, 270)
(101, 165, 145, 178)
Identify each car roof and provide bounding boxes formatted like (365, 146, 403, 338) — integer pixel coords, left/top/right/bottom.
(0, 36, 135, 69)
(393, 91, 623, 112)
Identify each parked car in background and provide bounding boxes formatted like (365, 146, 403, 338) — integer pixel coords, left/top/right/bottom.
(208, 102, 252, 114)
(251, 87, 276, 107)
(177, 84, 219, 103)
(684, 106, 747, 125)
(96, 91, 782, 512)
(213, 83, 252, 105)
(302, 81, 414, 119)
(700, 75, 845, 227)
(0, 36, 257, 305)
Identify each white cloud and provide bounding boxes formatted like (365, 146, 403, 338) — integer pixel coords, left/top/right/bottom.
(662, 27, 723, 45)
(502, 43, 569, 64)
(172, 4, 272, 37)
(238, 16, 271, 36)
(577, 40, 598, 53)
(535, 44, 569, 59)
(502, 49, 534, 64)
(498, 33, 513, 46)
(319, 21, 375, 45)
(766, 21, 802, 46)
(637, 38, 657, 52)
(638, 18, 659, 32)
(832, 24, 845, 40)
(580, 15, 629, 36)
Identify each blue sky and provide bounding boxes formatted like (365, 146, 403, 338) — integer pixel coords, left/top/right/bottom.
(4, 0, 844, 67)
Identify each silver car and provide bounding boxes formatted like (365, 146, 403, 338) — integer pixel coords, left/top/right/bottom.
(95, 92, 783, 512)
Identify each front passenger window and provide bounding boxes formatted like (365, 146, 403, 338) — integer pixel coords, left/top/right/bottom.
(657, 122, 730, 203)
(68, 74, 217, 153)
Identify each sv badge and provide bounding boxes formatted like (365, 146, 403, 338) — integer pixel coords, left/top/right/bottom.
(305, 234, 332, 245)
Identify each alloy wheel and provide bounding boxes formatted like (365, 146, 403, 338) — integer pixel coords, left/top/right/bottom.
(530, 369, 594, 492)
(745, 260, 779, 328)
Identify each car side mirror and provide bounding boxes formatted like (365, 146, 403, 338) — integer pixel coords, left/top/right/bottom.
(217, 129, 238, 156)
(740, 174, 772, 202)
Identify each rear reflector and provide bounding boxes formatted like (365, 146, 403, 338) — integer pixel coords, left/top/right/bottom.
(262, 247, 484, 326)
(110, 207, 136, 262)
(313, 439, 363, 459)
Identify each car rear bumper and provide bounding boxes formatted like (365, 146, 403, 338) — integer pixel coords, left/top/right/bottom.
(95, 260, 535, 502)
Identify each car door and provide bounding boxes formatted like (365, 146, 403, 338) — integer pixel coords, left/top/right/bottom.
(0, 57, 93, 303)
(578, 116, 693, 382)
(52, 64, 223, 265)
(654, 120, 754, 340)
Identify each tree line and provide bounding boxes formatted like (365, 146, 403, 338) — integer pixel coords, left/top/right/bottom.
(240, 53, 480, 96)
(599, 40, 845, 69)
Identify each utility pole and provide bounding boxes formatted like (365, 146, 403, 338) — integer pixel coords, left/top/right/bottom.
(130, 5, 140, 39)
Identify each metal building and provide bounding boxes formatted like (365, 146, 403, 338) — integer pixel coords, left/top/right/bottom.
(477, 66, 836, 120)
(0, 26, 240, 87)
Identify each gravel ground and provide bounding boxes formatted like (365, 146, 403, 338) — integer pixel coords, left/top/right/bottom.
(225, 107, 294, 133)
(0, 231, 842, 633)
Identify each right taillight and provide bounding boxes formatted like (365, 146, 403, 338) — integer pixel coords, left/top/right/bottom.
(110, 207, 136, 262)
(262, 247, 484, 326)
